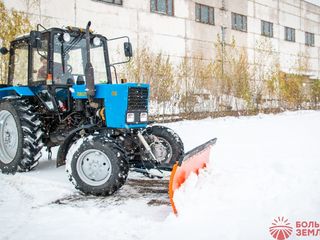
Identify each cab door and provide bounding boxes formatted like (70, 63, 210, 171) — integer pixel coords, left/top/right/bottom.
(8, 39, 29, 86)
(30, 33, 49, 86)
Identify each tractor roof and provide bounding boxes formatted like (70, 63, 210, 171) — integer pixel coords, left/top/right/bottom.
(13, 26, 98, 43)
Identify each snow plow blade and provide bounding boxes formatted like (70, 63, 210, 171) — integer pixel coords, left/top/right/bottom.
(169, 138, 217, 214)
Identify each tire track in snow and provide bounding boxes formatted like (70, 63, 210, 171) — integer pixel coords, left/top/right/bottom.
(49, 178, 170, 207)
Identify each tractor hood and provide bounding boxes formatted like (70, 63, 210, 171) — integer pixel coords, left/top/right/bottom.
(71, 83, 150, 129)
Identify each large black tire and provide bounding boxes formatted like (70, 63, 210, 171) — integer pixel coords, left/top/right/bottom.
(142, 126, 184, 170)
(66, 136, 129, 196)
(0, 99, 44, 173)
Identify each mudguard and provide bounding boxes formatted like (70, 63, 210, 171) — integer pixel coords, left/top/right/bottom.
(169, 138, 217, 214)
(0, 86, 34, 99)
(56, 124, 97, 167)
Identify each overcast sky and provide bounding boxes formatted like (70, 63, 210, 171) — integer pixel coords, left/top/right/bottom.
(305, 0, 320, 5)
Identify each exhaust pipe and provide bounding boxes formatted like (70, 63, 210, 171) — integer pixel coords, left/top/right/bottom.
(85, 21, 95, 100)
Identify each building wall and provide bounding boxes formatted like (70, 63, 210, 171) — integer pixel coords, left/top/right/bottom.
(3, 0, 320, 78)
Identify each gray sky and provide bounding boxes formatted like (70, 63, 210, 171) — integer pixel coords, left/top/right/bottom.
(305, 0, 320, 5)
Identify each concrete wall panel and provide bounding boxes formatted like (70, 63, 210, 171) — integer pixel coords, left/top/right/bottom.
(2, 0, 319, 79)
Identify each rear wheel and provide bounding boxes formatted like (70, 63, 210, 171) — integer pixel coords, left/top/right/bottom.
(66, 136, 129, 196)
(0, 99, 43, 173)
(142, 126, 184, 170)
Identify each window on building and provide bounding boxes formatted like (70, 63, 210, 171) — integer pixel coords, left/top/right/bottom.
(231, 13, 247, 32)
(305, 32, 315, 46)
(285, 27, 295, 42)
(150, 0, 174, 16)
(195, 3, 214, 25)
(261, 20, 273, 37)
(97, 0, 122, 5)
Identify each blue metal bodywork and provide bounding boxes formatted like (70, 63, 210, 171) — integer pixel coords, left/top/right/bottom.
(0, 86, 35, 98)
(71, 83, 149, 129)
(0, 83, 150, 130)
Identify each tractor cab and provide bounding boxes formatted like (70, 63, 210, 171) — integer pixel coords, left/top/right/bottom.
(0, 24, 133, 116)
(3, 25, 131, 88)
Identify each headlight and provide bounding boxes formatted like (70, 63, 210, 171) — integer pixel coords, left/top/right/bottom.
(63, 33, 71, 43)
(127, 113, 134, 123)
(93, 37, 101, 46)
(140, 112, 148, 122)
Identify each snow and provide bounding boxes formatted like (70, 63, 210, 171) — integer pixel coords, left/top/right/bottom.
(1, 110, 320, 240)
(65, 137, 84, 178)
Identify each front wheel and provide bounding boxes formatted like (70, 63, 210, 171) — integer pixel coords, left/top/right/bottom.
(66, 136, 129, 196)
(142, 126, 184, 170)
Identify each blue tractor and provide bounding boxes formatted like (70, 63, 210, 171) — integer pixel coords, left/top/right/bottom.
(0, 22, 184, 195)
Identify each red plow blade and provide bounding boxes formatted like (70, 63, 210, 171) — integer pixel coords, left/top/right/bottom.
(169, 138, 217, 214)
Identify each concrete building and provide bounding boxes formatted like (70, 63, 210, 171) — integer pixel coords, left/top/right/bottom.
(3, 0, 320, 80)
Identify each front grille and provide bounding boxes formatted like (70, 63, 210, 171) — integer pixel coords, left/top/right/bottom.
(128, 87, 148, 111)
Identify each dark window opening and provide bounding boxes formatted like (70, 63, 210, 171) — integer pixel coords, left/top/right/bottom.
(305, 32, 315, 47)
(195, 3, 214, 25)
(95, 0, 122, 5)
(261, 20, 273, 38)
(285, 27, 295, 42)
(232, 12, 247, 32)
(150, 0, 174, 16)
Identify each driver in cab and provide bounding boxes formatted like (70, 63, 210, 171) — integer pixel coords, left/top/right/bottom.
(37, 56, 47, 80)
(37, 55, 73, 85)
(53, 54, 74, 85)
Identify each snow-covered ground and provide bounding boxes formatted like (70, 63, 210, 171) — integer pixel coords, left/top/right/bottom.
(0, 111, 319, 240)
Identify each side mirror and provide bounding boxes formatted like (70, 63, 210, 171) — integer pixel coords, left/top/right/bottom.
(30, 31, 42, 48)
(124, 42, 133, 57)
(0, 47, 9, 55)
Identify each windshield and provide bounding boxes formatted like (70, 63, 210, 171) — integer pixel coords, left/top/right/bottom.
(53, 33, 108, 85)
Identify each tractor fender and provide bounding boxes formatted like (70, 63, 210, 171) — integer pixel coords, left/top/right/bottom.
(56, 124, 97, 167)
(0, 86, 34, 99)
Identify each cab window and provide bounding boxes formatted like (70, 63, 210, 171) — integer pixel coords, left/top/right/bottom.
(12, 41, 28, 86)
(32, 36, 48, 82)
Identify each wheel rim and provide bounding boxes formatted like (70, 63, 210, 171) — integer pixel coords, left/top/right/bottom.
(150, 137, 173, 164)
(0, 110, 19, 164)
(76, 149, 112, 186)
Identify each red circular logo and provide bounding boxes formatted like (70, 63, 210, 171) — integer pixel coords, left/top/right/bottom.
(269, 217, 293, 240)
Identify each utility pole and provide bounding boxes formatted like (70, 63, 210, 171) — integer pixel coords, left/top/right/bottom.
(220, 0, 227, 83)
(218, 0, 228, 111)
(221, 26, 226, 80)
